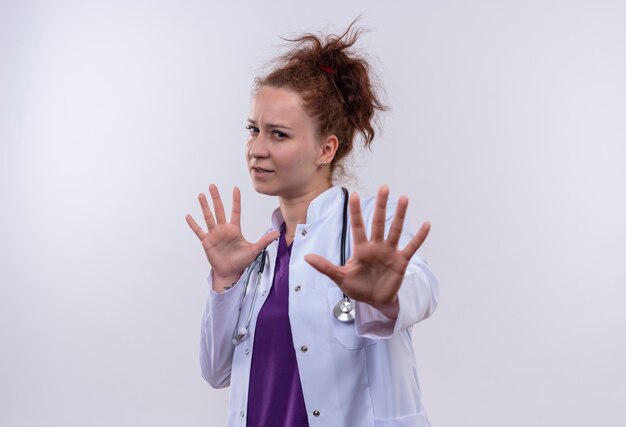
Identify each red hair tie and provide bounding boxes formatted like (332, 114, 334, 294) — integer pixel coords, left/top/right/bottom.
(320, 65, 335, 74)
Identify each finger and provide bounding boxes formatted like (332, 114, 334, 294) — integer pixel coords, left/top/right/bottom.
(304, 254, 345, 285)
(387, 195, 408, 247)
(253, 230, 281, 253)
(349, 192, 368, 245)
(198, 193, 216, 229)
(371, 185, 389, 241)
(185, 214, 205, 240)
(231, 186, 241, 226)
(401, 221, 431, 260)
(208, 184, 227, 224)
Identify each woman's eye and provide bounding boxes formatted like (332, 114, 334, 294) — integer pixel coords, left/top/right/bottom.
(245, 125, 287, 139)
(272, 130, 288, 138)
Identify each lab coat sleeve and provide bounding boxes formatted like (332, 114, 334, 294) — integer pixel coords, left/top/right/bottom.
(354, 198, 439, 339)
(199, 269, 245, 388)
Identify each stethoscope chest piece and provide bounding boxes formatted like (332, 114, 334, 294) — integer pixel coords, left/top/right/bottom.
(333, 297, 355, 323)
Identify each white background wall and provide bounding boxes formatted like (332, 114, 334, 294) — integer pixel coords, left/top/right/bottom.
(1, 0, 625, 426)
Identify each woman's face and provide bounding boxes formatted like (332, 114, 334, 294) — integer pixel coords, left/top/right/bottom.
(246, 86, 331, 198)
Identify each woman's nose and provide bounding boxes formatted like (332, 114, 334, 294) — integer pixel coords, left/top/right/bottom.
(248, 134, 269, 158)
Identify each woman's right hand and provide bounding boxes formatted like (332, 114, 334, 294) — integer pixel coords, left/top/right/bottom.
(186, 184, 279, 290)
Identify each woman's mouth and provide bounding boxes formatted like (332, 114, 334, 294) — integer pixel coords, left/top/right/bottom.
(251, 167, 274, 178)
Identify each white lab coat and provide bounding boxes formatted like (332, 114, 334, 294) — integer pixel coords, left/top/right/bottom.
(200, 185, 439, 427)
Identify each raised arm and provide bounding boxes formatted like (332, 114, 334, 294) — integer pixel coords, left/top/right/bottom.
(305, 185, 438, 337)
(186, 184, 279, 386)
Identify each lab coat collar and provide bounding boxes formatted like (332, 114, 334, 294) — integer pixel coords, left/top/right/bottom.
(270, 185, 344, 230)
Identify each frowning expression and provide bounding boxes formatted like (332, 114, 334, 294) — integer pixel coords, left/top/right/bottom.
(246, 86, 327, 198)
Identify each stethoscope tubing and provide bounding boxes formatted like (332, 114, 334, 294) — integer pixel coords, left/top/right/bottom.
(232, 187, 353, 345)
(232, 250, 267, 344)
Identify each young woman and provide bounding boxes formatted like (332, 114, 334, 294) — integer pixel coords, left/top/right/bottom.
(186, 21, 439, 427)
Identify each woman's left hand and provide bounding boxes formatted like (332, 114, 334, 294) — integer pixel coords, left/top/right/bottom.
(304, 185, 430, 319)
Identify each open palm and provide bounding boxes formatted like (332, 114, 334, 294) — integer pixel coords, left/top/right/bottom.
(186, 184, 279, 281)
(305, 186, 430, 310)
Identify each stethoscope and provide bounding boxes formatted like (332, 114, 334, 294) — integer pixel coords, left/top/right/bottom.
(232, 187, 354, 345)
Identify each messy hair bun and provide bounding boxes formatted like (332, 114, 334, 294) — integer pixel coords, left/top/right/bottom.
(254, 17, 388, 176)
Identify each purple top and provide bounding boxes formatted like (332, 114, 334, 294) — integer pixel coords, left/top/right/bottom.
(246, 225, 309, 427)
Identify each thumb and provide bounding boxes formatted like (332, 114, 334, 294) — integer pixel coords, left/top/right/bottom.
(254, 230, 280, 252)
(304, 254, 345, 285)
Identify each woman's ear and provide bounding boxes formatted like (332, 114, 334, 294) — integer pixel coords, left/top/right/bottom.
(319, 134, 339, 164)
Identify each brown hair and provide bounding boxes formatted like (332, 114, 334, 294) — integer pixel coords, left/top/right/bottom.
(254, 17, 388, 175)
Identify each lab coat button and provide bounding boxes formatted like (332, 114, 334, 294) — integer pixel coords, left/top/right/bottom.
(300, 345, 308, 353)
(313, 410, 320, 417)
(294, 285, 301, 292)
(261, 290, 267, 296)
(240, 411, 245, 417)
(301, 229, 308, 236)
(244, 349, 250, 355)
